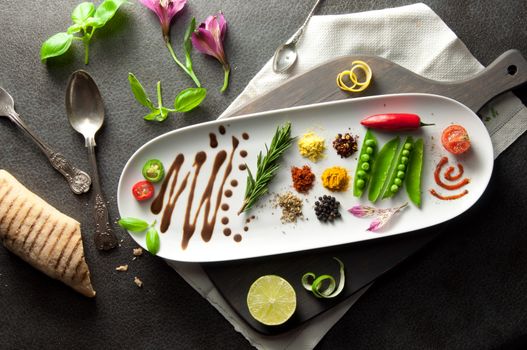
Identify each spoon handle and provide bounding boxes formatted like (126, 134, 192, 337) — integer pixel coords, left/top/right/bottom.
(7, 111, 91, 195)
(87, 145, 118, 251)
(289, 0, 323, 45)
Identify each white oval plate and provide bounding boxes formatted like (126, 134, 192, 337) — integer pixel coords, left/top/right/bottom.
(117, 94, 493, 262)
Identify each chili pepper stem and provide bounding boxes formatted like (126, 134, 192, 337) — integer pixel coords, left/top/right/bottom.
(420, 122, 435, 127)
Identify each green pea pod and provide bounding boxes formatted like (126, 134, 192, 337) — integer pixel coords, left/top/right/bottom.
(368, 137, 400, 202)
(353, 130, 378, 197)
(382, 137, 413, 199)
(406, 138, 424, 207)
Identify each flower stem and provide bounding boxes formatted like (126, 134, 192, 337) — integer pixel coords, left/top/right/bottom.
(83, 38, 90, 65)
(221, 66, 230, 93)
(165, 41, 201, 87)
(156, 81, 163, 108)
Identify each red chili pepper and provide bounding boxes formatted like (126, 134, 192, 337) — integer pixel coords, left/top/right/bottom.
(360, 113, 434, 130)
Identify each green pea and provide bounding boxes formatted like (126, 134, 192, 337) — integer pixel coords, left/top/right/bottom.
(397, 164, 406, 171)
(357, 170, 366, 178)
(356, 179, 365, 189)
(366, 147, 373, 154)
(361, 162, 370, 171)
(360, 154, 370, 162)
(404, 143, 413, 150)
(402, 150, 410, 156)
(391, 184, 399, 192)
(394, 178, 402, 186)
(401, 156, 409, 164)
(365, 139, 376, 147)
(397, 171, 405, 179)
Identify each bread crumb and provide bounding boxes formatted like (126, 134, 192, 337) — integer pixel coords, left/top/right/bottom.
(133, 248, 143, 256)
(134, 276, 143, 288)
(115, 265, 128, 272)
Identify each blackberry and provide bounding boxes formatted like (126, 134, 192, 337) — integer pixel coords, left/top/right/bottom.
(313, 195, 341, 222)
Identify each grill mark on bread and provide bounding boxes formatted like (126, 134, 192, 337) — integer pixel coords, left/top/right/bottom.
(43, 221, 68, 266)
(53, 225, 77, 271)
(0, 187, 15, 228)
(21, 206, 44, 249)
(8, 204, 34, 247)
(27, 216, 55, 257)
(4, 196, 26, 240)
(22, 212, 50, 253)
(36, 220, 64, 260)
(61, 238, 81, 279)
(72, 254, 85, 282)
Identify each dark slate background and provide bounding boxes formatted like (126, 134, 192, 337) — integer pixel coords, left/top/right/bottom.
(1, 0, 526, 349)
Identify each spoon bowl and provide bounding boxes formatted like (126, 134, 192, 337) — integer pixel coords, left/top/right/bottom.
(272, 43, 298, 73)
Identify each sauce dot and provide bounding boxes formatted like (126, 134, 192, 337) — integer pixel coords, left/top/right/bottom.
(230, 179, 238, 187)
(221, 217, 229, 225)
(234, 234, 242, 242)
(223, 228, 231, 236)
(239, 164, 247, 171)
(225, 190, 232, 197)
(219, 125, 226, 135)
(240, 150, 248, 158)
(242, 133, 249, 140)
(221, 203, 229, 211)
(244, 226, 249, 232)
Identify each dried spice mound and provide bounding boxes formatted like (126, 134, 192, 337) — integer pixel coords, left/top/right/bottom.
(314, 195, 341, 222)
(298, 132, 325, 162)
(275, 192, 303, 223)
(321, 166, 350, 191)
(332, 133, 358, 158)
(291, 165, 315, 193)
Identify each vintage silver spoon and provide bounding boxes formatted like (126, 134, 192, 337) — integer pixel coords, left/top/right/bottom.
(0, 87, 91, 194)
(66, 70, 118, 251)
(272, 0, 323, 73)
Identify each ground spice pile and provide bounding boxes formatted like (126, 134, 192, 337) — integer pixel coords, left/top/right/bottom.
(275, 192, 303, 223)
(291, 165, 315, 193)
(332, 133, 358, 158)
(321, 166, 349, 191)
(298, 132, 325, 162)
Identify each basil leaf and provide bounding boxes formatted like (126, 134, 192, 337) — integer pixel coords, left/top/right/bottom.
(183, 17, 196, 70)
(146, 227, 160, 254)
(174, 87, 207, 112)
(144, 110, 160, 121)
(67, 24, 82, 34)
(128, 73, 155, 110)
(71, 2, 95, 24)
(40, 33, 74, 61)
(156, 107, 170, 122)
(118, 217, 150, 232)
(85, 16, 105, 28)
(94, 0, 127, 26)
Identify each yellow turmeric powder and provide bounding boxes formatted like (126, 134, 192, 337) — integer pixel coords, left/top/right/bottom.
(321, 166, 350, 191)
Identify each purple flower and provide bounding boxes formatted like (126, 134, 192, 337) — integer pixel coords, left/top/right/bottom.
(348, 202, 409, 232)
(348, 205, 377, 218)
(367, 219, 382, 232)
(140, 0, 186, 40)
(191, 12, 230, 92)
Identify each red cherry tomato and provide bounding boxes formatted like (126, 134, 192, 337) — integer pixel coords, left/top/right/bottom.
(441, 125, 471, 155)
(132, 180, 154, 201)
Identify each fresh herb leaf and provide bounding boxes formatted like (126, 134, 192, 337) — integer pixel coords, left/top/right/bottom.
(174, 87, 207, 112)
(40, 33, 74, 61)
(118, 217, 150, 232)
(183, 17, 196, 70)
(67, 24, 83, 34)
(146, 227, 160, 254)
(84, 16, 104, 28)
(143, 110, 161, 121)
(71, 2, 95, 24)
(94, 0, 127, 26)
(128, 73, 155, 110)
(239, 122, 295, 214)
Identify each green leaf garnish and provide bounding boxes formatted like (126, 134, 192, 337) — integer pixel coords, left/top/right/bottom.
(117, 217, 150, 232)
(174, 87, 207, 112)
(40, 33, 74, 61)
(94, 0, 127, 26)
(71, 2, 95, 24)
(302, 257, 345, 298)
(128, 73, 155, 110)
(146, 227, 160, 254)
(239, 122, 294, 214)
(183, 17, 196, 70)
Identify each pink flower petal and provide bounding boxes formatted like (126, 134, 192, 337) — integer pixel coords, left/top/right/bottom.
(367, 219, 381, 232)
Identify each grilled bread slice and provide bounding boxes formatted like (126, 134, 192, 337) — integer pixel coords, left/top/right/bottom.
(0, 170, 96, 297)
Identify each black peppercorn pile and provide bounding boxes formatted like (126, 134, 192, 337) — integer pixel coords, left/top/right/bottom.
(332, 133, 358, 158)
(314, 195, 341, 222)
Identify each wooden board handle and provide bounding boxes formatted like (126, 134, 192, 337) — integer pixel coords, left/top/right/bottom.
(452, 49, 527, 112)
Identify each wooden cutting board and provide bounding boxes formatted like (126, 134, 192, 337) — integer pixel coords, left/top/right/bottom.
(202, 50, 527, 335)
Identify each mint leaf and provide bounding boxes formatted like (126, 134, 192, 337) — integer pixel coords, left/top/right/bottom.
(174, 87, 207, 112)
(40, 33, 74, 61)
(94, 0, 127, 26)
(184, 17, 196, 70)
(146, 227, 160, 254)
(72, 2, 95, 24)
(118, 217, 150, 232)
(128, 73, 155, 110)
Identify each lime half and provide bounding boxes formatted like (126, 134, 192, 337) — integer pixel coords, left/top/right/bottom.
(246, 275, 296, 326)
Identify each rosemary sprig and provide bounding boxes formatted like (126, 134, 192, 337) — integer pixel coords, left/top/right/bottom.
(238, 122, 295, 214)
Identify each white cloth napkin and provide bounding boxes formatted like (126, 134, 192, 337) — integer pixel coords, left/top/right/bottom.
(167, 3, 527, 349)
